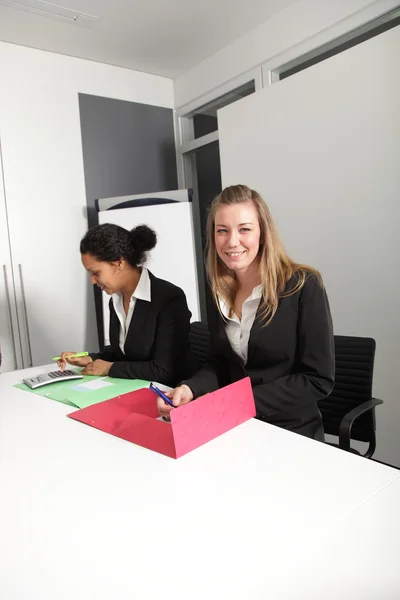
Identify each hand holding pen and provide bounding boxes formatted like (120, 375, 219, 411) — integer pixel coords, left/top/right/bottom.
(151, 383, 194, 418)
(150, 383, 175, 407)
(55, 351, 93, 371)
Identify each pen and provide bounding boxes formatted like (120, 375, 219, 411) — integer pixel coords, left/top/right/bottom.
(150, 382, 175, 408)
(52, 352, 89, 361)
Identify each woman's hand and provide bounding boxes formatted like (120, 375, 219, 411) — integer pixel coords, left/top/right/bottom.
(81, 359, 112, 377)
(58, 352, 93, 371)
(157, 384, 194, 418)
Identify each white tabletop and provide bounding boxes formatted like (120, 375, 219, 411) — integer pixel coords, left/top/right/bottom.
(1, 365, 399, 599)
(270, 476, 400, 599)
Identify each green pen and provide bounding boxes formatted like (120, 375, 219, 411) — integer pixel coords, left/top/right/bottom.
(52, 352, 89, 361)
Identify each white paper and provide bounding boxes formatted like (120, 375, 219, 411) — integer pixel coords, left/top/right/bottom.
(75, 379, 113, 392)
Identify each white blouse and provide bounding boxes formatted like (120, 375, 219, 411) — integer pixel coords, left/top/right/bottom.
(219, 285, 262, 363)
(111, 267, 151, 354)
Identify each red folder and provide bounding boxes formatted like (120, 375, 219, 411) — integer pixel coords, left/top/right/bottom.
(67, 377, 255, 458)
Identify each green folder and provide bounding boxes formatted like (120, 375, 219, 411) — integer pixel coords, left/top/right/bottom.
(14, 375, 151, 409)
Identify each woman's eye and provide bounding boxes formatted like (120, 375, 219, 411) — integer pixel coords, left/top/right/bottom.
(240, 228, 250, 233)
(216, 229, 227, 234)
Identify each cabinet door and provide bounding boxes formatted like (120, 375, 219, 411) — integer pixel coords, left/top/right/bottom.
(0, 84, 90, 367)
(0, 139, 23, 372)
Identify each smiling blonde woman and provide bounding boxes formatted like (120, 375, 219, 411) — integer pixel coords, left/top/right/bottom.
(158, 185, 335, 441)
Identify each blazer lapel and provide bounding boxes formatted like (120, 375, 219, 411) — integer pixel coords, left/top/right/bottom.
(246, 307, 264, 364)
(125, 299, 151, 353)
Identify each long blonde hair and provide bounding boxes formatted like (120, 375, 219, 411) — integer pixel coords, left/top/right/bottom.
(206, 185, 321, 325)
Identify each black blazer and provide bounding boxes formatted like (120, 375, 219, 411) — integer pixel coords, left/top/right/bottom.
(91, 272, 194, 386)
(183, 274, 335, 439)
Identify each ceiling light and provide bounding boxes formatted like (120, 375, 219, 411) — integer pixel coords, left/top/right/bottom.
(0, 0, 99, 28)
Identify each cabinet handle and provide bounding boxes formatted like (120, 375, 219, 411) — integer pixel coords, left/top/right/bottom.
(2, 264, 18, 370)
(18, 264, 33, 367)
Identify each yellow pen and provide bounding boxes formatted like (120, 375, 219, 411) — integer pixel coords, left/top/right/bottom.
(52, 352, 89, 361)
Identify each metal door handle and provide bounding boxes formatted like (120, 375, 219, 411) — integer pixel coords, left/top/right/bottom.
(18, 264, 33, 367)
(2, 264, 18, 369)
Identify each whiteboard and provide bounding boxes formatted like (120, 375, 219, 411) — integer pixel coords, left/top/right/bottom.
(98, 200, 200, 345)
(217, 26, 400, 465)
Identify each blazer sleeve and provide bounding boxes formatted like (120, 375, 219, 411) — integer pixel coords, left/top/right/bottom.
(89, 346, 117, 363)
(106, 293, 191, 385)
(253, 275, 335, 418)
(180, 347, 222, 397)
(180, 294, 229, 396)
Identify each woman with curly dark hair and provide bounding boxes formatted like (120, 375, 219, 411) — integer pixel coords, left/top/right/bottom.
(58, 223, 193, 386)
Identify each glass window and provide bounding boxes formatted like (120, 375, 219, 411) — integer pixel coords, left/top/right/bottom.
(190, 80, 256, 140)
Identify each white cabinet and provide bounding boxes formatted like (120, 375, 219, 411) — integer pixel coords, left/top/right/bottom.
(0, 141, 24, 372)
(0, 98, 89, 371)
(0, 55, 90, 371)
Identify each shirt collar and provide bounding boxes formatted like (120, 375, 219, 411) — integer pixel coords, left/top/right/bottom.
(248, 284, 263, 301)
(219, 297, 232, 321)
(112, 267, 151, 305)
(132, 267, 151, 302)
(218, 284, 262, 321)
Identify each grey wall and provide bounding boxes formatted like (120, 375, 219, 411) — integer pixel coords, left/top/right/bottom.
(79, 93, 177, 348)
(79, 94, 177, 229)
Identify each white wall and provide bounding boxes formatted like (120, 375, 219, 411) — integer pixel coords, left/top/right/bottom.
(0, 43, 173, 364)
(174, 0, 399, 108)
(217, 25, 400, 466)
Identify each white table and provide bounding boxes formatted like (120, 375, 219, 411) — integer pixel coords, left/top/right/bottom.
(272, 477, 400, 599)
(1, 365, 400, 599)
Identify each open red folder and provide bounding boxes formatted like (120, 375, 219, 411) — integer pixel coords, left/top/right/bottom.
(67, 377, 255, 458)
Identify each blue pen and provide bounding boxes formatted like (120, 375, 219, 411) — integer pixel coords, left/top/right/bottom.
(150, 382, 175, 408)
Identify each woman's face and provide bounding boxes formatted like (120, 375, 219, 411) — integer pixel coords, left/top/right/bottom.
(214, 201, 261, 275)
(81, 253, 123, 295)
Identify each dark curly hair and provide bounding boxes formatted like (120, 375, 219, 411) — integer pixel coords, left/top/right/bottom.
(80, 223, 157, 267)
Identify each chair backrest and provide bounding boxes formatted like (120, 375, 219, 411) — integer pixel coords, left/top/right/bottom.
(189, 321, 210, 370)
(319, 335, 376, 442)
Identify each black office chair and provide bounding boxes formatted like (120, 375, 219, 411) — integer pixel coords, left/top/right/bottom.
(189, 321, 210, 370)
(319, 335, 383, 459)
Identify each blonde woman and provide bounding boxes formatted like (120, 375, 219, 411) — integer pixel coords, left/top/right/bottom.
(158, 185, 334, 440)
